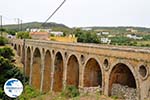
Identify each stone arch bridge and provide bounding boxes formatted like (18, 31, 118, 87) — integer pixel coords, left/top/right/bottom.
(11, 39, 150, 100)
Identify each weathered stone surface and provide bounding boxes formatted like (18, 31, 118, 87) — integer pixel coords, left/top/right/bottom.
(11, 39, 150, 100)
(111, 84, 137, 100)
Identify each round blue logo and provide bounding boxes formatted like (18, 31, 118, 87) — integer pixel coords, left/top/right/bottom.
(4, 78, 23, 98)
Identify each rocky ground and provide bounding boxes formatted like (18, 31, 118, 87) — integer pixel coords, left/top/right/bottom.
(111, 84, 137, 100)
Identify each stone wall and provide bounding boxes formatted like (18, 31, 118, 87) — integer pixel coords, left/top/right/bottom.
(111, 84, 137, 100)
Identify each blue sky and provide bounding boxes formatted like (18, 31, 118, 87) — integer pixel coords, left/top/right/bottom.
(0, 0, 150, 27)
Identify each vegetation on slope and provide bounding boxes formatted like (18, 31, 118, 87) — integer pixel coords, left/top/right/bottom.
(0, 46, 28, 99)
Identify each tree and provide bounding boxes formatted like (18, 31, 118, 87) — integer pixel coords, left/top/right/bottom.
(0, 47, 14, 60)
(0, 36, 8, 46)
(75, 30, 100, 43)
(16, 31, 31, 39)
(0, 28, 6, 36)
(6, 29, 16, 36)
(0, 47, 27, 99)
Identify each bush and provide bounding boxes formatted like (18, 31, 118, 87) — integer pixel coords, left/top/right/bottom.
(0, 88, 3, 99)
(0, 46, 28, 99)
(16, 31, 31, 39)
(61, 85, 80, 98)
(19, 85, 40, 100)
(0, 37, 8, 46)
(0, 47, 14, 60)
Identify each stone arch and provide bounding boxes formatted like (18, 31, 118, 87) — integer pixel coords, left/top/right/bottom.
(25, 47, 31, 77)
(53, 51, 64, 92)
(108, 62, 137, 96)
(17, 45, 21, 56)
(32, 48, 41, 90)
(66, 55, 79, 88)
(11, 43, 13, 46)
(42, 50, 51, 93)
(83, 58, 102, 87)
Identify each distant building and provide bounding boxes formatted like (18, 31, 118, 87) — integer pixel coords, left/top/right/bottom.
(96, 32, 110, 36)
(27, 28, 52, 33)
(50, 36, 77, 43)
(50, 31, 63, 36)
(126, 28, 138, 33)
(81, 28, 92, 31)
(30, 32, 49, 40)
(127, 34, 143, 40)
(101, 38, 111, 44)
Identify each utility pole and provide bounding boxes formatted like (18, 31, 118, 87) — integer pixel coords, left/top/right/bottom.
(0, 15, 2, 36)
(17, 18, 20, 31)
(20, 20, 22, 31)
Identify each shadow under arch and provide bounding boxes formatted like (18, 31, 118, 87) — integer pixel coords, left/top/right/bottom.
(14, 44, 17, 50)
(108, 62, 137, 96)
(83, 58, 102, 87)
(42, 50, 51, 93)
(18, 45, 21, 56)
(66, 54, 79, 88)
(53, 51, 64, 92)
(32, 48, 41, 90)
(26, 47, 31, 77)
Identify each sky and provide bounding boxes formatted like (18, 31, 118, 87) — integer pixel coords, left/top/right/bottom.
(0, 0, 150, 28)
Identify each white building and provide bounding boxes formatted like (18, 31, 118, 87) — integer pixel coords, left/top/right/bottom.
(101, 38, 111, 44)
(81, 28, 92, 31)
(50, 31, 63, 36)
(26, 28, 52, 33)
(127, 34, 143, 40)
(96, 32, 110, 36)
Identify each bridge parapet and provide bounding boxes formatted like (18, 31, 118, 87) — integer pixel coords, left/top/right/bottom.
(24, 39, 150, 63)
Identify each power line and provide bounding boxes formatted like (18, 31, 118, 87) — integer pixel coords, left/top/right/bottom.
(42, 0, 66, 27)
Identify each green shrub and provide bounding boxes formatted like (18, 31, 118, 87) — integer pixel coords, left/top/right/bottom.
(0, 47, 14, 60)
(0, 88, 3, 99)
(111, 95, 118, 100)
(0, 37, 8, 46)
(19, 85, 40, 100)
(61, 85, 80, 98)
(16, 32, 31, 39)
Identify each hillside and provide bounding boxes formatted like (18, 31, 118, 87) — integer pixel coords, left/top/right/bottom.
(3, 22, 70, 31)
(82, 26, 150, 33)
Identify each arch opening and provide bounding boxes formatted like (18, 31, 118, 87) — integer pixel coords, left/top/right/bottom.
(67, 55, 79, 88)
(53, 52, 63, 92)
(32, 48, 41, 90)
(42, 50, 51, 93)
(139, 65, 147, 78)
(18, 45, 21, 56)
(14, 44, 17, 50)
(109, 63, 137, 96)
(84, 58, 102, 87)
(104, 59, 109, 69)
(26, 47, 31, 77)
